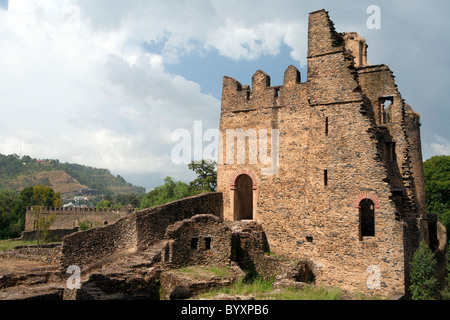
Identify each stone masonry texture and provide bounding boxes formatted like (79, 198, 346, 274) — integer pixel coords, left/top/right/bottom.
(217, 9, 441, 298)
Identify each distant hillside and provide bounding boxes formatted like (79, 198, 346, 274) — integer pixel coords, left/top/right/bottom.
(0, 154, 146, 196)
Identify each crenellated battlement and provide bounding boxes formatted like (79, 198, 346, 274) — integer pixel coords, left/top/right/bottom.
(25, 206, 133, 215)
(24, 205, 134, 232)
(221, 65, 305, 113)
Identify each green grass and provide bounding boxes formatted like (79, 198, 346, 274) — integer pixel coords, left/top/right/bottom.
(0, 239, 38, 252)
(173, 266, 235, 279)
(197, 274, 346, 300)
(261, 286, 342, 300)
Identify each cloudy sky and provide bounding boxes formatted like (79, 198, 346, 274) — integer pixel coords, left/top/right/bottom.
(0, 0, 449, 190)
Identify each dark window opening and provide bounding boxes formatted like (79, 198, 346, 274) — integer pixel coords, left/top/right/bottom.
(274, 88, 280, 98)
(359, 199, 375, 239)
(325, 117, 329, 136)
(385, 142, 396, 161)
(306, 236, 313, 243)
(191, 238, 199, 250)
(205, 237, 212, 250)
(324, 170, 328, 187)
(428, 222, 439, 251)
(246, 91, 251, 101)
(379, 97, 394, 124)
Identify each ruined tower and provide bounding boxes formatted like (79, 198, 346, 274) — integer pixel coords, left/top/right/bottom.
(217, 9, 432, 297)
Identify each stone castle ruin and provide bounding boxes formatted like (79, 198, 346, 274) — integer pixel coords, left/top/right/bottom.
(21, 9, 447, 299)
(217, 9, 447, 296)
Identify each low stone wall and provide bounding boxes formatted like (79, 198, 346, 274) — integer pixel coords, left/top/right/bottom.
(20, 228, 79, 242)
(61, 214, 138, 269)
(0, 243, 62, 264)
(61, 193, 223, 269)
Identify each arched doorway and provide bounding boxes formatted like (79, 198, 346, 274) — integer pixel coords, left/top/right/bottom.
(359, 199, 375, 239)
(234, 174, 253, 221)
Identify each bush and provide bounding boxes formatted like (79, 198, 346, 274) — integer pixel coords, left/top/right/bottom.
(409, 241, 439, 300)
(78, 220, 92, 231)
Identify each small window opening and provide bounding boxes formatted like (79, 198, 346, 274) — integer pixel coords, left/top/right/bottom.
(324, 170, 328, 187)
(325, 117, 329, 136)
(360, 199, 375, 239)
(205, 237, 212, 250)
(385, 142, 396, 161)
(104, 221, 108, 225)
(246, 91, 251, 101)
(191, 238, 199, 250)
(274, 88, 280, 98)
(306, 236, 313, 243)
(379, 97, 394, 124)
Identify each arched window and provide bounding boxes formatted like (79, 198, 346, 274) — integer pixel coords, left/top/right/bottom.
(359, 199, 375, 239)
(234, 174, 254, 221)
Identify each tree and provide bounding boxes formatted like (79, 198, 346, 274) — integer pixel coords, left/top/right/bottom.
(0, 189, 23, 239)
(96, 200, 112, 209)
(423, 155, 450, 235)
(20, 185, 61, 208)
(188, 160, 217, 194)
(410, 241, 439, 300)
(114, 193, 143, 208)
(140, 177, 190, 209)
(32, 206, 56, 251)
(139, 160, 218, 210)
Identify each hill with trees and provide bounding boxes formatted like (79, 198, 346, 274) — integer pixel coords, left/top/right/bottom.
(0, 154, 146, 197)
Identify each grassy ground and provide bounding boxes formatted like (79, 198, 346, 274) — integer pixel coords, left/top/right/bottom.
(197, 275, 344, 300)
(0, 239, 38, 252)
(172, 266, 349, 300)
(173, 266, 236, 279)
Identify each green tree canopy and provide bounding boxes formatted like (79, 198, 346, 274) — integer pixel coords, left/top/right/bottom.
(139, 160, 218, 210)
(20, 185, 61, 208)
(188, 160, 217, 194)
(140, 177, 190, 209)
(410, 241, 439, 300)
(96, 200, 112, 209)
(0, 185, 61, 239)
(423, 155, 450, 233)
(0, 190, 23, 239)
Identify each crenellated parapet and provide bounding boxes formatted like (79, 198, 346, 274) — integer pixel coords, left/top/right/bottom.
(24, 205, 134, 232)
(26, 206, 133, 215)
(221, 65, 305, 113)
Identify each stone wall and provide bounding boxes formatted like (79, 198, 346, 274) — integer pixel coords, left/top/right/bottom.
(20, 228, 79, 242)
(60, 193, 223, 269)
(25, 206, 133, 232)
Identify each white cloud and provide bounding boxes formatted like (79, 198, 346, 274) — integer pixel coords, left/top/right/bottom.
(430, 136, 450, 156)
(0, 0, 220, 188)
(0, 0, 448, 189)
